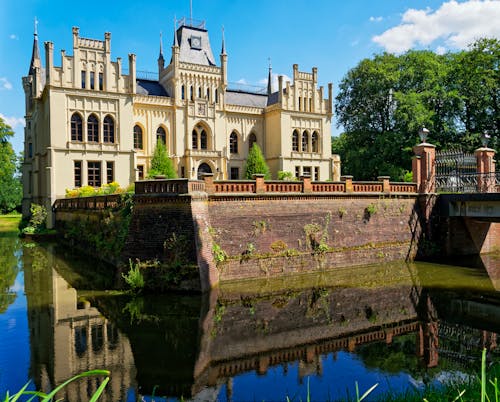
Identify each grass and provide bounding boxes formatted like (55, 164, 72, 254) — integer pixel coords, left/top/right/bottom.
(0, 213, 21, 235)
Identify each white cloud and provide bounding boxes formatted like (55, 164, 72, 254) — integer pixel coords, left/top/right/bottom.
(372, 0, 500, 53)
(436, 45, 447, 55)
(369, 16, 383, 22)
(9, 34, 18, 40)
(236, 78, 248, 85)
(0, 77, 13, 90)
(0, 113, 25, 129)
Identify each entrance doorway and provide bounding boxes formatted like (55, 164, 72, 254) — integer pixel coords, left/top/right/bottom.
(197, 163, 212, 180)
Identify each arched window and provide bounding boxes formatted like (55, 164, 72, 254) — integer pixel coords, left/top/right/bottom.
(87, 114, 99, 142)
(197, 163, 212, 180)
(71, 113, 83, 142)
(103, 115, 114, 143)
(192, 129, 198, 149)
(156, 127, 166, 144)
(200, 130, 207, 149)
(248, 133, 257, 151)
(229, 131, 238, 154)
(302, 130, 309, 152)
(133, 125, 143, 149)
(292, 129, 299, 152)
(311, 131, 319, 153)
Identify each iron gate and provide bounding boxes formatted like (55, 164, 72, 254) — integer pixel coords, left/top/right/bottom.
(435, 149, 478, 193)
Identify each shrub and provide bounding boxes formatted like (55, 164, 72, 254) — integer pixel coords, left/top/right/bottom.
(244, 143, 271, 179)
(278, 171, 296, 181)
(122, 260, 145, 292)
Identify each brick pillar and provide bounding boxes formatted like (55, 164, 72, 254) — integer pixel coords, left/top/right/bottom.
(301, 175, 312, 193)
(203, 173, 215, 194)
(413, 143, 436, 193)
(253, 174, 266, 193)
(378, 176, 391, 193)
(341, 175, 353, 193)
(475, 147, 496, 193)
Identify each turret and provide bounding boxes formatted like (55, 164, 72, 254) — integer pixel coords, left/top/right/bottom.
(267, 59, 272, 96)
(220, 26, 227, 93)
(27, 17, 43, 98)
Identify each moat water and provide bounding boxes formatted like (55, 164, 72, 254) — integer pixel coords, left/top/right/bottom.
(1, 233, 500, 401)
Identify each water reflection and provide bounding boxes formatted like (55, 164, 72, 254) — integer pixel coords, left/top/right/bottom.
(18, 242, 500, 401)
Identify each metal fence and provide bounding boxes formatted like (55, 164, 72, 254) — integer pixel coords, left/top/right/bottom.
(435, 149, 478, 193)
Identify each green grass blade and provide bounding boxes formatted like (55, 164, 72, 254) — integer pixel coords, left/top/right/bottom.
(41, 370, 110, 401)
(355, 381, 360, 402)
(451, 389, 466, 402)
(482, 348, 487, 402)
(8, 381, 32, 402)
(88, 377, 110, 402)
(358, 383, 378, 401)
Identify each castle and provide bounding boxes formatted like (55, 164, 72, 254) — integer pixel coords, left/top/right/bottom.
(22, 17, 340, 223)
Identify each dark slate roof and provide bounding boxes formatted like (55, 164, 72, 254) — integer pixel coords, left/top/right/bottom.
(136, 79, 169, 97)
(225, 90, 268, 108)
(267, 91, 279, 106)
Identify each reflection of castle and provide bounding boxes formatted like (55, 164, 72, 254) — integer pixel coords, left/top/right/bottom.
(23, 247, 137, 401)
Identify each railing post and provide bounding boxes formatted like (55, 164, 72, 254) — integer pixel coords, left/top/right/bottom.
(253, 174, 266, 194)
(301, 175, 312, 193)
(341, 175, 353, 193)
(203, 173, 215, 194)
(475, 146, 496, 193)
(413, 142, 436, 193)
(377, 176, 391, 193)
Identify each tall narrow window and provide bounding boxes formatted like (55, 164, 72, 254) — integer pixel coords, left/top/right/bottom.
(87, 114, 99, 142)
(311, 131, 319, 153)
(133, 125, 143, 149)
(215, 89, 218, 102)
(206, 88, 210, 100)
(302, 130, 309, 152)
(87, 161, 101, 187)
(81, 71, 86, 89)
(181, 85, 185, 100)
(314, 167, 319, 181)
(298, 97, 301, 111)
(156, 127, 166, 144)
(303, 166, 311, 178)
(248, 133, 257, 151)
(192, 130, 198, 149)
(200, 130, 207, 149)
(99, 73, 103, 90)
(137, 165, 144, 180)
(90, 72, 95, 90)
(74, 326, 87, 357)
(229, 131, 238, 154)
(106, 161, 114, 183)
(190, 86, 194, 101)
(103, 115, 114, 143)
(28, 142, 33, 158)
(198, 87, 202, 98)
(74, 161, 82, 188)
(292, 130, 299, 151)
(295, 166, 301, 179)
(91, 324, 103, 352)
(230, 167, 239, 180)
(71, 113, 83, 141)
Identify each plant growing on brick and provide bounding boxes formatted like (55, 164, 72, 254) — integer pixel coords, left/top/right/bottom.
(270, 240, 288, 252)
(212, 243, 228, 264)
(122, 259, 145, 292)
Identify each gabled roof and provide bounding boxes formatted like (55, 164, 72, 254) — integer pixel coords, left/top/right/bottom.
(136, 79, 169, 97)
(176, 25, 216, 66)
(225, 90, 268, 108)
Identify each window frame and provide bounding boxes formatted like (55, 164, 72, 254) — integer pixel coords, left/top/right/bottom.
(87, 161, 101, 187)
(71, 113, 83, 142)
(103, 115, 115, 143)
(229, 131, 238, 154)
(87, 114, 99, 143)
(133, 125, 143, 150)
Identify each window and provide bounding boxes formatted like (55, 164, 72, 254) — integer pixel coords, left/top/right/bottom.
(303, 166, 311, 178)
(314, 166, 319, 181)
(190, 86, 194, 101)
(99, 73, 103, 90)
(229, 131, 238, 154)
(309, 98, 313, 112)
(192, 129, 198, 149)
(230, 167, 239, 180)
(295, 166, 301, 179)
(81, 71, 86, 89)
(181, 85, 185, 100)
(107, 323, 119, 350)
(74, 326, 87, 357)
(181, 166, 185, 178)
(302, 130, 309, 152)
(87, 161, 101, 187)
(137, 165, 144, 180)
(200, 130, 207, 149)
(91, 324, 103, 352)
(292, 130, 299, 151)
(133, 125, 143, 149)
(215, 89, 218, 103)
(311, 131, 319, 153)
(74, 161, 82, 188)
(198, 87, 202, 98)
(90, 72, 95, 90)
(87, 114, 99, 142)
(206, 88, 210, 100)
(106, 161, 114, 183)
(248, 133, 257, 151)
(103, 115, 114, 143)
(156, 127, 166, 144)
(28, 142, 33, 158)
(298, 97, 301, 111)
(71, 113, 83, 141)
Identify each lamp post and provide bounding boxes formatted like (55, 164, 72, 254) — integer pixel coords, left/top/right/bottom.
(481, 131, 491, 148)
(418, 127, 430, 144)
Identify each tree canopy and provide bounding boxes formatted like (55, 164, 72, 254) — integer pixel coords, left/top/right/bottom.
(0, 117, 22, 213)
(147, 139, 177, 179)
(333, 38, 500, 181)
(244, 143, 271, 179)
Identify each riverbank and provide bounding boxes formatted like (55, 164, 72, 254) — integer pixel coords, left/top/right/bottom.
(0, 213, 21, 235)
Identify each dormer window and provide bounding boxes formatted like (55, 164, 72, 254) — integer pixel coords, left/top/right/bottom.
(190, 35, 202, 50)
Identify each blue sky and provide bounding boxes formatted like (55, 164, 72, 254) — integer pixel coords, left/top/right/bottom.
(1, 0, 499, 154)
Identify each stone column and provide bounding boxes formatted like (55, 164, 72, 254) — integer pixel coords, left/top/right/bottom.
(475, 147, 496, 193)
(341, 175, 353, 193)
(413, 142, 436, 193)
(378, 176, 391, 193)
(253, 174, 266, 193)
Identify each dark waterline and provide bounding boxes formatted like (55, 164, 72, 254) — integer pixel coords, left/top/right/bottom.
(1, 237, 500, 401)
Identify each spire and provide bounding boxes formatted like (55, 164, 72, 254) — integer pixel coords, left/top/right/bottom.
(158, 31, 164, 60)
(221, 26, 226, 55)
(173, 16, 179, 47)
(28, 17, 41, 75)
(267, 58, 273, 96)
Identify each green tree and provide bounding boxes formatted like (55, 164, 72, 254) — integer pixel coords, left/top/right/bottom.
(244, 143, 270, 179)
(147, 139, 177, 179)
(0, 117, 22, 213)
